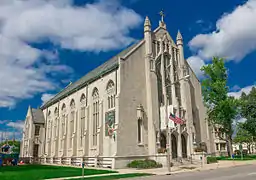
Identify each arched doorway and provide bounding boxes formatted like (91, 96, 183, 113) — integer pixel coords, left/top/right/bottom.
(160, 133, 166, 149)
(171, 134, 177, 158)
(181, 134, 187, 158)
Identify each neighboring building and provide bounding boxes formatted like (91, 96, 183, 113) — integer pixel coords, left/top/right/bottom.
(20, 108, 45, 159)
(20, 16, 215, 168)
(212, 127, 228, 156)
(233, 143, 256, 154)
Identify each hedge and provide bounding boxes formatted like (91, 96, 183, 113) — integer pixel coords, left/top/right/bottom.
(127, 159, 163, 169)
(207, 156, 218, 164)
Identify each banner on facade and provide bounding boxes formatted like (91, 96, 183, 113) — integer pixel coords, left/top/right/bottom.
(105, 110, 115, 136)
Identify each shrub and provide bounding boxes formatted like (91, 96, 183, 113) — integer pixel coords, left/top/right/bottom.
(194, 147, 204, 152)
(127, 159, 163, 169)
(207, 156, 218, 164)
(157, 148, 167, 154)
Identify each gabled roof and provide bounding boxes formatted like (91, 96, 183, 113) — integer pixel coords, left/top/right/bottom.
(41, 40, 143, 109)
(31, 108, 45, 124)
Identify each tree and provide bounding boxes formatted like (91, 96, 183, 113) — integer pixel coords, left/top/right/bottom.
(240, 87, 256, 139)
(0, 140, 20, 154)
(201, 57, 239, 156)
(233, 122, 254, 154)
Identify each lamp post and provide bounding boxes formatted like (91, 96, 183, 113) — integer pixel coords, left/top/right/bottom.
(165, 75, 190, 173)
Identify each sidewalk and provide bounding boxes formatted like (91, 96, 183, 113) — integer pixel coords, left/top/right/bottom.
(117, 160, 256, 176)
(45, 160, 256, 180)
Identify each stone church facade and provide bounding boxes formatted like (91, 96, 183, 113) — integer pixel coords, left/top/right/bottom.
(20, 16, 215, 168)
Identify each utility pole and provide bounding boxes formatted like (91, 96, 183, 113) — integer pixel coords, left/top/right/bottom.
(165, 94, 171, 173)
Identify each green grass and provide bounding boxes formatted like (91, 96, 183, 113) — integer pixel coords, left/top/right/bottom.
(72, 173, 153, 180)
(216, 154, 256, 161)
(0, 164, 117, 180)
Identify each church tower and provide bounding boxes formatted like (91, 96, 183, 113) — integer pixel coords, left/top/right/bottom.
(144, 16, 158, 155)
(176, 30, 194, 156)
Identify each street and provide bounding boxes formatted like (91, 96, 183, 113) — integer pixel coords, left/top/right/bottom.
(129, 164, 256, 180)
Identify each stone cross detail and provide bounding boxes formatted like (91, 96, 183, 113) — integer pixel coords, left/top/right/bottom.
(159, 10, 165, 22)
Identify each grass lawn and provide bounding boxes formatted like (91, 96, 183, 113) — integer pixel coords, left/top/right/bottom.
(0, 164, 117, 180)
(72, 173, 153, 180)
(217, 155, 256, 161)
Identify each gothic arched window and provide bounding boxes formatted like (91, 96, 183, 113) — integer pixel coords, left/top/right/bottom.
(70, 99, 75, 109)
(54, 107, 58, 116)
(92, 87, 99, 146)
(48, 110, 51, 117)
(60, 103, 67, 148)
(69, 99, 75, 148)
(106, 80, 115, 109)
(80, 93, 86, 147)
(80, 93, 86, 105)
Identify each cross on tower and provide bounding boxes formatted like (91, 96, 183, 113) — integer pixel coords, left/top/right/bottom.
(159, 10, 165, 22)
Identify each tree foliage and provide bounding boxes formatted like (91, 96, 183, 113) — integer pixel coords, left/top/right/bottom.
(201, 57, 239, 155)
(233, 122, 253, 144)
(0, 140, 20, 154)
(240, 87, 256, 139)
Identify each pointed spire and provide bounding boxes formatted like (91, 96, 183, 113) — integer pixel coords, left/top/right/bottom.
(176, 30, 183, 41)
(144, 16, 151, 32)
(176, 30, 183, 46)
(144, 16, 151, 27)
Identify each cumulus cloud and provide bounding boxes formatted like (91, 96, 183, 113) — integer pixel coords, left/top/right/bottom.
(0, 120, 24, 140)
(189, 0, 256, 61)
(228, 85, 255, 98)
(187, 56, 205, 79)
(6, 120, 24, 130)
(188, 0, 256, 77)
(0, 0, 142, 108)
(41, 93, 55, 105)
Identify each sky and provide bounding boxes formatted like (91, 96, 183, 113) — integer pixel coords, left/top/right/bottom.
(0, 0, 256, 140)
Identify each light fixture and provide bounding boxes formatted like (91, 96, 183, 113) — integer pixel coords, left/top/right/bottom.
(136, 104, 144, 119)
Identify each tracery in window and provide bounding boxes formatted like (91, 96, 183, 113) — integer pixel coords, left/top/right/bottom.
(69, 99, 75, 148)
(106, 80, 115, 109)
(80, 93, 86, 147)
(92, 88, 99, 146)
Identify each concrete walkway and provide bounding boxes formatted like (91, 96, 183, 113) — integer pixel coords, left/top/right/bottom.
(45, 160, 256, 180)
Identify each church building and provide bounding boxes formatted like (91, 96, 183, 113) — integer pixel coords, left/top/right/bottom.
(20, 15, 215, 168)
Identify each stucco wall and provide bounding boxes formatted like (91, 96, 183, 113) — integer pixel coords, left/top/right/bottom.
(118, 42, 149, 156)
(42, 69, 119, 158)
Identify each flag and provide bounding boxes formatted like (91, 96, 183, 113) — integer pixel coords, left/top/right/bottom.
(169, 113, 184, 124)
(169, 113, 177, 123)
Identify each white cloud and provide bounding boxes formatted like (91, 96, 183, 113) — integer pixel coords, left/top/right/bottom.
(0, 131, 23, 141)
(0, 0, 142, 108)
(228, 85, 255, 98)
(187, 56, 205, 79)
(189, 0, 256, 61)
(41, 93, 55, 105)
(0, 120, 8, 124)
(6, 120, 24, 130)
(0, 120, 24, 140)
(187, 0, 256, 78)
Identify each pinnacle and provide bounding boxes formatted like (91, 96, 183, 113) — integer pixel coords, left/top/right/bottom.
(144, 16, 151, 27)
(177, 30, 183, 40)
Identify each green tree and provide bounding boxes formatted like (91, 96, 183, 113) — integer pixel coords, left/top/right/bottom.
(233, 122, 254, 153)
(201, 57, 239, 156)
(0, 140, 20, 154)
(240, 87, 256, 139)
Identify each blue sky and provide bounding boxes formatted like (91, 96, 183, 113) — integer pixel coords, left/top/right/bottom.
(0, 0, 256, 139)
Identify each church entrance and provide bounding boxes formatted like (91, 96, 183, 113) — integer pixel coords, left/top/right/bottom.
(33, 144, 39, 158)
(171, 134, 177, 158)
(181, 134, 187, 158)
(160, 133, 166, 149)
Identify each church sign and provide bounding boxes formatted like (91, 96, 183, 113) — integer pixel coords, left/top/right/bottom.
(105, 110, 115, 136)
